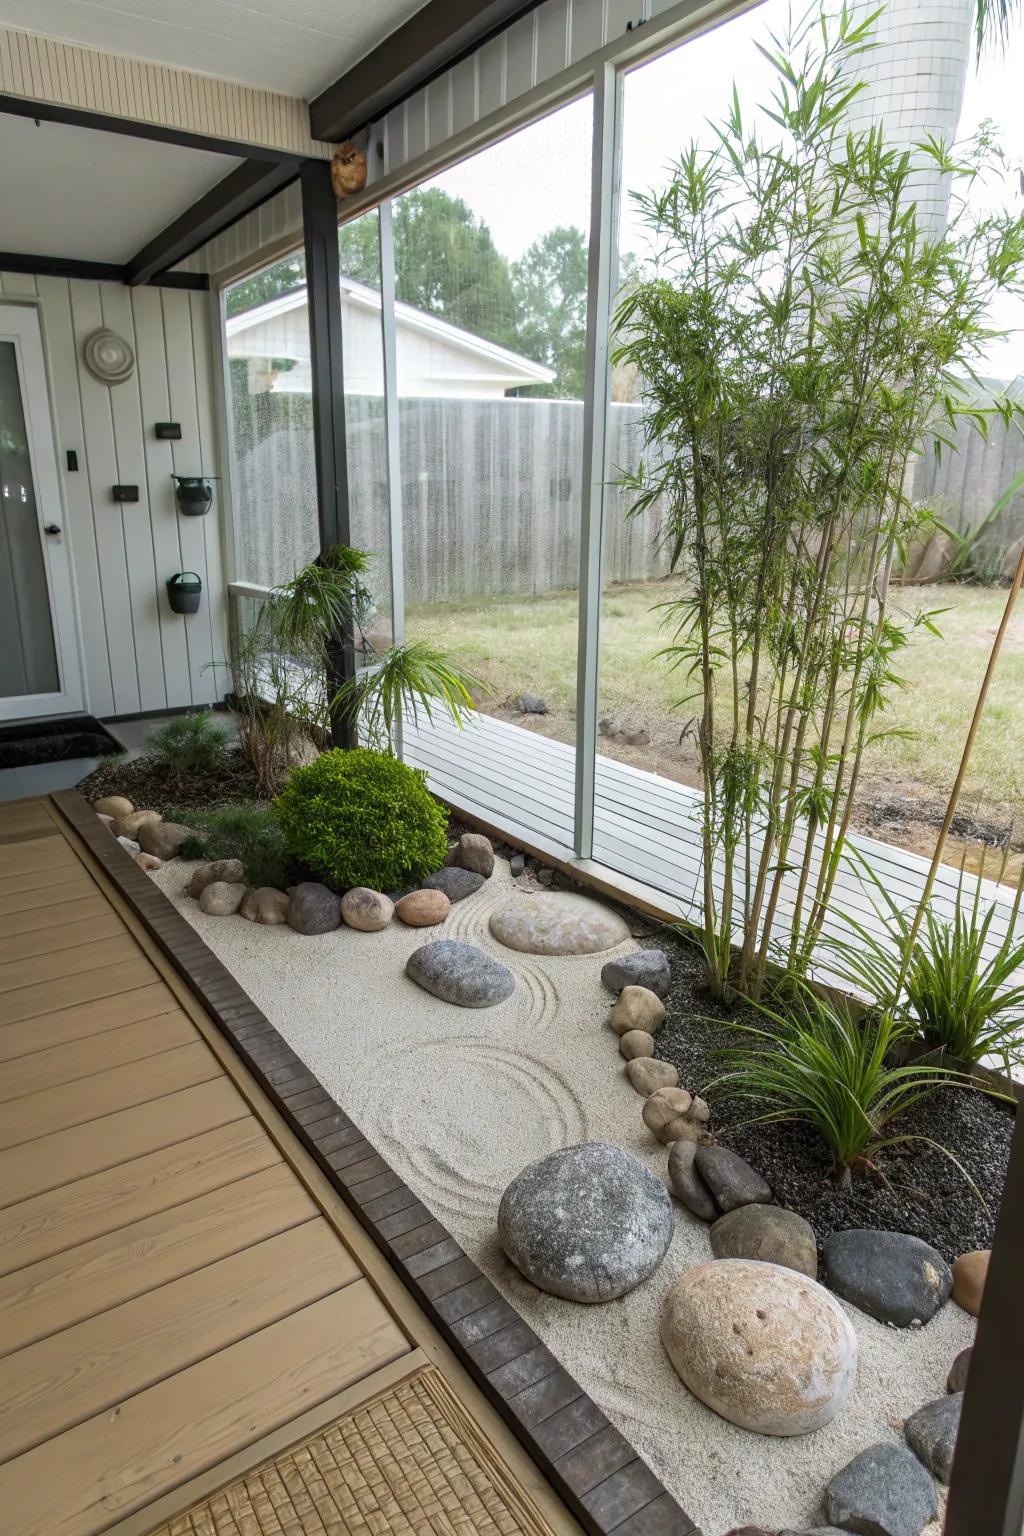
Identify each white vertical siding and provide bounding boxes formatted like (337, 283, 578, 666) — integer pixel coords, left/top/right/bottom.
(0, 269, 227, 718)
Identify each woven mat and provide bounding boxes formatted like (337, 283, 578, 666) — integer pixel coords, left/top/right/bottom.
(153, 1366, 561, 1536)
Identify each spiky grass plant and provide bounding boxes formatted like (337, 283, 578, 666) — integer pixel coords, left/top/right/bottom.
(825, 849, 1024, 1072)
(146, 710, 228, 777)
(337, 641, 481, 752)
(708, 986, 986, 1185)
(172, 802, 292, 889)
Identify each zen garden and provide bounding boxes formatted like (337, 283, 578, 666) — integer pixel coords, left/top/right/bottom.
(78, 11, 1024, 1536)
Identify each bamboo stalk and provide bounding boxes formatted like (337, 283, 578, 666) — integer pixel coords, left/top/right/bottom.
(897, 540, 1024, 990)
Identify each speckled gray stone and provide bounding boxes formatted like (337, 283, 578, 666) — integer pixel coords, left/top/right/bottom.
(905, 1392, 962, 1482)
(601, 949, 672, 998)
(822, 1229, 952, 1328)
(947, 1346, 971, 1393)
(696, 1146, 772, 1212)
(668, 1139, 719, 1221)
(406, 939, 515, 1008)
(421, 867, 486, 903)
(825, 1442, 938, 1536)
(498, 1142, 673, 1302)
(287, 882, 342, 935)
(710, 1204, 818, 1278)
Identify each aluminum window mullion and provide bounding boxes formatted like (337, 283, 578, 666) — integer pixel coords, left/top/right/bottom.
(574, 59, 621, 860)
(378, 196, 406, 756)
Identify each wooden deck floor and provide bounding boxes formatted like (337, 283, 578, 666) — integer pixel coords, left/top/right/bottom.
(404, 710, 1021, 976)
(0, 798, 585, 1536)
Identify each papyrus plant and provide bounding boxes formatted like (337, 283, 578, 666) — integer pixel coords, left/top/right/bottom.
(614, 4, 1024, 999)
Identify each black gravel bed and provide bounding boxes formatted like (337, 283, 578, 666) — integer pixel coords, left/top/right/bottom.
(640, 931, 1013, 1262)
(78, 748, 269, 816)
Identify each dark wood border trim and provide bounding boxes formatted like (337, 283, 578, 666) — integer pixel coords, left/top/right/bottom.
(51, 788, 699, 1536)
(0, 92, 305, 164)
(309, 0, 545, 143)
(0, 251, 209, 289)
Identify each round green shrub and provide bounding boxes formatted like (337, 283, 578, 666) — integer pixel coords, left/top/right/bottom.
(275, 748, 448, 892)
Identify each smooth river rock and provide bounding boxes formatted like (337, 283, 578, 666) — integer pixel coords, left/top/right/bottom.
(661, 1259, 858, 1435)
(619, 1029, 655, 1061)
(340, 887, 394, 931)
(626, 1057, 679, 1095)
(601, 949, 672, 999)
(448, 832, 495, 878)
(611, 985, 666, 1036)
(406, 939, 515, 1008)
(905, 1392, 962, 1483)
(498, 1142, 673, 1302)
(668, 1139, 719, 1222)
(489, 892, 631, 955)
(189, 859, 245, 898)
(395, 888, 450, 926)
(825, 1443, 938, 1536)
(947, 1346, 972, 1394)
(94, 795, 133, 819)
(710, 1205, 818, 1279)
(240, 886, 290, 924)
(421, 867, 486, 903)
(696, 1146, 772, 1212)
(198, 880, 247, 916)
(287, 882, 342, 935)
(112, 809, 161, 839)
(952, 1248, 989, 1316)
(822, 1229, 952, 1328)
(137, 820, 192, 860)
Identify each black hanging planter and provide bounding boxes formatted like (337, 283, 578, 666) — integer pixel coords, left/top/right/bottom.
(167, 571, 202, 615)
(173, 475, 215, 515)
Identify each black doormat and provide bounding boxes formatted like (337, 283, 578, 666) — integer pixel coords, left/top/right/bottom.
(0, 716, 123, 770)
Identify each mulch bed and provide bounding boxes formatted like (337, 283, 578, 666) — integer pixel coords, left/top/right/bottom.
(78, 748, 269, 816)
(638, 930, 1013, 1263)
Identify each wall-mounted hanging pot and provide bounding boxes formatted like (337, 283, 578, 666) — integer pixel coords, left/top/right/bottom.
(172, 475, 215, 515)
(167, 571, 202, 615)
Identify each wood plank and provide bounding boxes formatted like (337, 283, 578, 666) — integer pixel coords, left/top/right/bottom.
(0, 1077, 248, 1210)
(0, 1221, 360, 1460)
(0, 1164, 316, 1356)
(0, 802, 53, 841)
(0, 874, 98, 917)
(0, 1013, 198, 1105)
(0, 933, 138, 995)
(0, 984, 179, 1062)
(0, 956, 157, 1026)
(0, 838, 78, 877)
(0, 911, 126, 967)
(0, 1041, 220, 1152)
(0, 894, 110, 940)
(0, 1283, 410, 1536)
(0, 1117, 278, 1275)
(0, 860, 101, 897)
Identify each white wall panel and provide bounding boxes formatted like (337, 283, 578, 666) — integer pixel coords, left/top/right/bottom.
(0, 268, 228, 717)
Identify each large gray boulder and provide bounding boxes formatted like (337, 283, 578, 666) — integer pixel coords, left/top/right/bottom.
(822, 1229, 952, 1327)
(825, 1443, 938, 1536)
(661, 1259, 857, 1435)
(406, 939, 515, 1008)
(287, 882, 342, 934)
(905, 1392, 962, 1483)
(498, 1142, 673, 1302)
(601, 949, 672, 999)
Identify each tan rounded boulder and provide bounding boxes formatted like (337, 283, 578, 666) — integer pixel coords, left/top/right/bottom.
(661, 1259, 858, 1435)
(135, 852, 162, 873)
(94, 795, 133, 819)
(952, 1249, 989, 1316)
(642, 1086, 693, 1143)
(188, 859, 245, 898)
(341, 887, 394, 932)
(619, 1029, 655, 1061)
(627, 1057, 679, 1095)
(198, 881, 247, 916)
(240, 887, 290, 925)
(611, 985, 667, 1036)
(112, 809, 161, 839)
(395, 889, 450, 927)
(138, 820, 192, 860)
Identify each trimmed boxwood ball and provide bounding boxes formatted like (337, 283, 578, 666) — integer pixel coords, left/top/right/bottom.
(275, 748, 448, 894)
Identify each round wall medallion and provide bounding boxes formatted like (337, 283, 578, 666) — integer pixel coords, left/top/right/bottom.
(82, 328, 136, 385)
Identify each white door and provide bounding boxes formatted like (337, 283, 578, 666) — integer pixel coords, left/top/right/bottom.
(0, 303, 83, 720)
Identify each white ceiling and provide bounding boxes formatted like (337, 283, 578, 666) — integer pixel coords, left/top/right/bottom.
(0, 0, 429, 99)
(0, 114, 238, 264)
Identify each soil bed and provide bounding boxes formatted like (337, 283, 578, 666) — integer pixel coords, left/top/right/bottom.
(642, 930, 1013, 1262)
(80, 748, 278, 817)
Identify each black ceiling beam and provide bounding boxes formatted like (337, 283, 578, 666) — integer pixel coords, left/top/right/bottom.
(0, 250, 208, 289)
(309, 0, 544, 143)
(124, 159, 299, 287)
(0, 92, 305, 164)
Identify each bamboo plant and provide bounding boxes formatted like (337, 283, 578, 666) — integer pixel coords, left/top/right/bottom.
(614, 4, 1024, 999)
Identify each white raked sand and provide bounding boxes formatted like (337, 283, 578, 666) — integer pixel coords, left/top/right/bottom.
(154, 854, 971, 1535)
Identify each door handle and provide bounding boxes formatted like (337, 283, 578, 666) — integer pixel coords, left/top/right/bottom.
(43, 523, 62, 535)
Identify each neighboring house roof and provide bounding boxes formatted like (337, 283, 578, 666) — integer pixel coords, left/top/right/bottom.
(225, 274, 556, 394)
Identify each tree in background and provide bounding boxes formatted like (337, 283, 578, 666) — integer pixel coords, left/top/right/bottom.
(226, 253, 303, 317)
(510, 226, 589, 398)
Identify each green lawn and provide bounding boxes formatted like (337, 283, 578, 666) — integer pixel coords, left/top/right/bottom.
(409, 578, 1024, 844)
